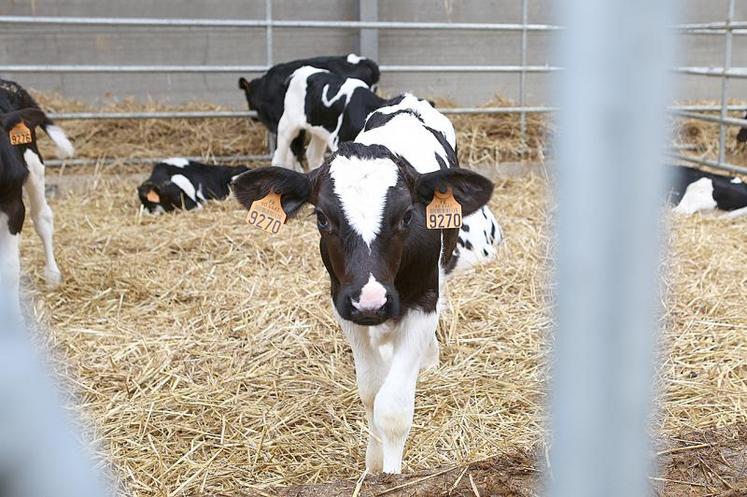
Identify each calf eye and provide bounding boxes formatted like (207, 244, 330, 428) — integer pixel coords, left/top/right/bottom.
(316, 210, 329, 229)
(400, 208, 414, 228)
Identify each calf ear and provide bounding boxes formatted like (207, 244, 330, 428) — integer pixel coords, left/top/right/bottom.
(238, 77, 252, 93)
(1, 108, 47, 132)
(414, 169, 494, 217)
(232, 167, 312, 217)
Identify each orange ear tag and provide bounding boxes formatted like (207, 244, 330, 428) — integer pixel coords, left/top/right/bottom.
(247, 191, 287, 234)
(426, 186, 462, 229)
(9, 122, 32, 145)
(146, 190, 160, 203)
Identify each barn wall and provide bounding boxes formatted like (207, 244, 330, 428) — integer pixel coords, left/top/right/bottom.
(0, 0, 745, 107)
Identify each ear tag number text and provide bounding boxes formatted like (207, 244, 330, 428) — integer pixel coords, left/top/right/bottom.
(247, 191, 287, 234)
(9, 122, 32, 145)
(426, 185, 462, 229)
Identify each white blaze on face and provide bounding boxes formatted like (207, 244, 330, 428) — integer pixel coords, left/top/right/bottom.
(329, 155, 398, 247)
(163, 157, 189, 168)
(352, 273, 387, 311)
(347, 53, 364, 64)
(169, 174, 198, 203)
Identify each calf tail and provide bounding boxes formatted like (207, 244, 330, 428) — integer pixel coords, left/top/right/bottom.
(42, 122, 75, 159)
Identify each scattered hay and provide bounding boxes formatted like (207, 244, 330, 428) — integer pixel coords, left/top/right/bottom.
(19, 168, 746, 496)
(672, 99, 747, 169)
(32, 91, 552, 169)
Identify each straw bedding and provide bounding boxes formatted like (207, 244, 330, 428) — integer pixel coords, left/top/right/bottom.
(14, 94, 747, 496)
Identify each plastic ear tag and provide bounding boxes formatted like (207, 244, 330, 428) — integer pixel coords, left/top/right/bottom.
(9, 122, 32, 145)
(426, 185, 462, 229)
(146, 190, 160, 203)
(247, 191, 287, 234)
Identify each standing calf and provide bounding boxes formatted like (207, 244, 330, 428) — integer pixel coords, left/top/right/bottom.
(239, 54, 380, 163)
(273, 66, 393, 170)
(0, 109, 63, 316)
(138, 158, 248, 213)
(233, 99, 499, 473)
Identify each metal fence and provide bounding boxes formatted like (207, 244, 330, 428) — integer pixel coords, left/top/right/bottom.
(0, 1, 745, 170)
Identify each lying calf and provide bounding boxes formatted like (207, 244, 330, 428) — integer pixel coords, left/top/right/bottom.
(670, 164, 747, 217)
(239, 54, 380, 164)
(233, 100, 497, 474)
(273, 66, 393, 170)
(0, 78, 74, 159)
(0, 108, 63, 315)
(138, 158, 248, 213)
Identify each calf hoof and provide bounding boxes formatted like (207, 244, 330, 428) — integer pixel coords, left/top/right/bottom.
(44, 269, 63, 287)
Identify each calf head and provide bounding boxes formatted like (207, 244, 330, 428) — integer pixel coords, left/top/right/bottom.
(233, 142, 493, 326)
(238, 77, 261, 123)
(137, 180, 197, 214)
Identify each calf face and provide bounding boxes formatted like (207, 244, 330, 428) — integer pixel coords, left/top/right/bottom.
(233, 142, 493, 326)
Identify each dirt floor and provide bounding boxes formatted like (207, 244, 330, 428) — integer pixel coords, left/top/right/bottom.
(16, 166, 746, 497)
(263, 425, 747, 497)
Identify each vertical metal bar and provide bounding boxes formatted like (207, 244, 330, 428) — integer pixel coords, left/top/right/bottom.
(265, 0, 276, 153)
(718, 0, 736, 167)
(519, 0, 529, 157)
(549, 0, 674, 496)
(359, 0, 379, 60)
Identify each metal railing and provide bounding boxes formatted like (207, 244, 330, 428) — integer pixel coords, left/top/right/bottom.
(1, 3, 745, 171)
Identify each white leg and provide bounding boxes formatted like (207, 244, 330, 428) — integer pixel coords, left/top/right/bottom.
(374, 310, 438, 474)
(0, 214, 22, 318)
(272, 114, 298, 169)
(305, 134, 327, 170)
(335, 307, 388, 473)
(23, 150, 62, 286)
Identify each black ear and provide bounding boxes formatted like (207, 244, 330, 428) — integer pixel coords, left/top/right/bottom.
(238, 77, 252, 92)
(738, 127, 747, 143)
(414, 168, 494, 217)
(1, 108, 47, 132)
(232, 167, 312, 217)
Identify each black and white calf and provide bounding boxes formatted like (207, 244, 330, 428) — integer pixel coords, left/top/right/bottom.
(138, 158, 248, 213)
(358, 93, 502, 271)
(273, 66, 393, 170)
(669, 164, 747, 217)
(0, 79, 75, 159)
(0, 109, 63, 315)
(233, 100, 498, 473)
(238, 54, 380, 162)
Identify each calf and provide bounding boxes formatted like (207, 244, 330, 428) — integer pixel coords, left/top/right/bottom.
(669, 164, 747, 217)
(0, 79, 75, 159)
(238, 54, 380, 163)
(0, 108, 63, 315)
(138, 158, 248, 214)
(359, 94, 502, 272)
(233, 102, 498, 473)
(273, 66, 393, 170)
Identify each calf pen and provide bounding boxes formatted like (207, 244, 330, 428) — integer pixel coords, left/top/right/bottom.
(4, 2, 747, 496)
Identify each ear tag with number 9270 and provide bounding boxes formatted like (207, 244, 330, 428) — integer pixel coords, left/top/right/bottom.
(426, 185, 462, 229)
(247, 191, 287, 234)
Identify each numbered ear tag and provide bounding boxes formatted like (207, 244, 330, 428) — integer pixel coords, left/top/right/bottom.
(9, 122, 32, 145)
(146, 190, 160, 203)
(247, 191, 287, 234)
(426, 186, 462, 229)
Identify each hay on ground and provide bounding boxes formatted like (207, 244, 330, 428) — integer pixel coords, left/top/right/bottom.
(18, 168, 747, 497)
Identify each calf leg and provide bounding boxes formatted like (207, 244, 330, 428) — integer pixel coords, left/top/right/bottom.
(272, 115, 302, 171)
(335, 307, 388, 472)
(0, 214, 22, 317)
(374, 310, 438, 473)
(23, 150, 61, 286)
(305, 134, 327, 170)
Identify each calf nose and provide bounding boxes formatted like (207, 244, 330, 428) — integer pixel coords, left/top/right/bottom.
(351, 275, 387, 312)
